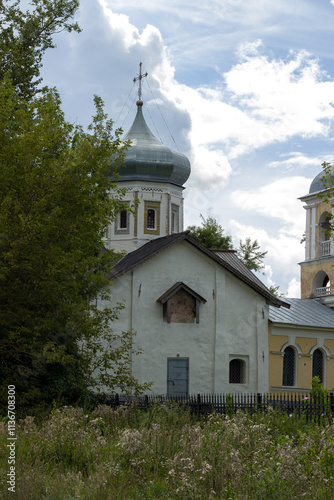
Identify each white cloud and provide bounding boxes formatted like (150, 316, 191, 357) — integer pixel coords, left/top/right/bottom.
(189, 146, 232, 189)
(286, 278, 301, 298)
(259, 264, 276, 290)
(231, 176, 311, 236)
(38, 0, 334, 298)
(99, 0, 164, 53)
(229, 220, 302, 262)
(228, 219, 304, 295)
(224, 44, 334, 147)
(101, 0, 303, 30)
(268, 153, 329, 171)
(157, 43, 334, 190)
(68, 4, 334, 195)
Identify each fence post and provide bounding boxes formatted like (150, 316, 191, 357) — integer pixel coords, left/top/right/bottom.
(115, 393, 120, 408)
(197, 394, 201, 421)
(257, 393, 262, 413)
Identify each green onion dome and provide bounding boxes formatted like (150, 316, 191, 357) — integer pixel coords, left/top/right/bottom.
(115, 100, 191, 187)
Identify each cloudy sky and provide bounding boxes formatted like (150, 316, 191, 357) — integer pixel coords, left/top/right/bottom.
(37, 0, 334, 297)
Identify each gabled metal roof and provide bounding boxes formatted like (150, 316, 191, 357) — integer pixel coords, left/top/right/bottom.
(157, 281, 207, 304)
(109, 232, 188, 280)
(269, 298, 334, 328)
(109, 232, 289, 309)
(212, 250, 272, 296)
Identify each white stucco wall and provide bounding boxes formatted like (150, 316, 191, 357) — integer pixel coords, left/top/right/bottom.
(105, 180, 184, 254)
(101, 240, 270, 395)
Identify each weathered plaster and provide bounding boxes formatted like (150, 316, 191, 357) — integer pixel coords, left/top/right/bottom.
(102, 240, 270, 395)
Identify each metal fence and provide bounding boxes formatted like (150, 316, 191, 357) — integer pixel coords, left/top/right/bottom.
(99, 392, 334, 423)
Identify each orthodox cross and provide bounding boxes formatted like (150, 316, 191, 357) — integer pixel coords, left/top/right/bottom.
(133, 62, 148, 101)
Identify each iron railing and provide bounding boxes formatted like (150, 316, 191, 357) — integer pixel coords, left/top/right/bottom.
(315, 286, 331, 297)
(98, 392, 334, 423)
(320, 240, 332, 256)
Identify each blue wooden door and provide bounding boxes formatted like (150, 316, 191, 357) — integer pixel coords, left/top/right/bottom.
(167, 358, 189, 396)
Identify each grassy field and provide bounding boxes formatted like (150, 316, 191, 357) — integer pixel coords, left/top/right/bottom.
(1, 402, 334, 499)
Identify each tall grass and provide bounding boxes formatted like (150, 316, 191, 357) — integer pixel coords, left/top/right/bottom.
(1, 403, 334, 499)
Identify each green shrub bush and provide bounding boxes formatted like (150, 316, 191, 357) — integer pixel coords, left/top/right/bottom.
(1, 403, 333, 499)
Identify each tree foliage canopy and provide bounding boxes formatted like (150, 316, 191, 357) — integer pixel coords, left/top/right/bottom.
(0, 1, 152, 413)
(0, 0, 81, 100)
(187, 216, 273, 286)
(319, 162, 334, 222)
(237, 237, 268, 273)
(0, 78, 151, 410)
(187, 215, 233, 250)
(187, 216, 268, 269)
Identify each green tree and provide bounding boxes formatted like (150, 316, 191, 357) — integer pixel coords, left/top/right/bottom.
(310, 376, 328, 399)
(237, 237, 268, 273)
(187, 216, 268, 273)
(319, 162, 334, 232)
(0, 0, 152, 413)
(187, 215, 233, 250)
(0, 79, 150, 412)
(0, 0, 81, 100)
(269, 285, 284, 298)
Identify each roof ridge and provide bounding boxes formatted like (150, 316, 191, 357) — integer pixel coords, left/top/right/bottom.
(109, 231, 289, 308)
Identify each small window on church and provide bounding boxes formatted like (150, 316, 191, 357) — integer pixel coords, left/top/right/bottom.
(144, 201, 160, 235)
(229, 359, 246, 384)
(114, 203, 130, 235)
(120, 210, 128, 229)
(171, 204, 179, 233)
(147, 209, 155, 229)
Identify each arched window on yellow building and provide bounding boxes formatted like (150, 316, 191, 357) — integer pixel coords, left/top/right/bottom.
(312, 348, 324, 383)
(282, 346, 296, 387)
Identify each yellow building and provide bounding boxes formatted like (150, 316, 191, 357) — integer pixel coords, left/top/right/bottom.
(269, 298, 334, 391)
(268, 166, 334, 392)
(299, 167, 334, 304)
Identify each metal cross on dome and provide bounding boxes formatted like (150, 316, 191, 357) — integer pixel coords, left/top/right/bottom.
(133, 62, 148, 101)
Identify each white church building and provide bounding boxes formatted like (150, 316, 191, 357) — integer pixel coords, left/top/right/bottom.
(99, 65, 334, 396)
(101, 74, 292, 396)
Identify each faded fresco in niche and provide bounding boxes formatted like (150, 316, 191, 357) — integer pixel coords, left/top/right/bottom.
(164, 289, 196, 323)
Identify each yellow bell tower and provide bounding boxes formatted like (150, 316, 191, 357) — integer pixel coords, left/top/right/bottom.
(299, 166, 334, 307)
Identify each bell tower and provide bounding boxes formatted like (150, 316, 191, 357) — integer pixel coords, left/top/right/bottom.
(105, 63, 191, 254)
(299, 165, 334, 307)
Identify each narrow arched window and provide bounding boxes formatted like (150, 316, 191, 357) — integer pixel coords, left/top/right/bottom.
(114, 202, 130, 235)
(119, 210, 128, 229)
(282, 346, 295, 386)
(147, 209, 155, 229)
(229, 359, 245, 384)
(312, 349, 324, 383)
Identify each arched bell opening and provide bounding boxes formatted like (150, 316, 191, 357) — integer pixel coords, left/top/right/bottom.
(319, 211, 332, 257)
(312, 270, 330, 297)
